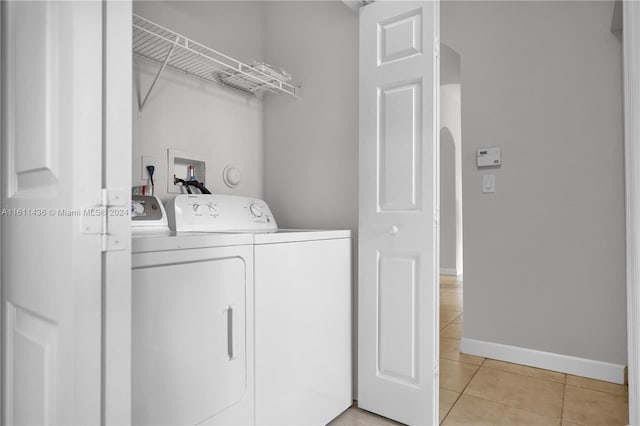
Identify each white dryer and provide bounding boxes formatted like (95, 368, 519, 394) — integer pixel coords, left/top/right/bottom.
(131, 196, 254, 426)
(169, 194, 353, 426)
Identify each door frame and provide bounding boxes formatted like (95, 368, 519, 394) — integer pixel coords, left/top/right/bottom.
(623, 1, 639, 424)
(0, 1, 3, 421)
(102, 0, 133, 423)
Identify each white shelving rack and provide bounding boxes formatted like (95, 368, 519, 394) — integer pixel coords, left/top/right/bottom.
(133, 14, 298, 110)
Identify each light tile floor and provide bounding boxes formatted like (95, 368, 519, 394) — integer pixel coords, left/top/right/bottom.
(330, 275, 629, 426)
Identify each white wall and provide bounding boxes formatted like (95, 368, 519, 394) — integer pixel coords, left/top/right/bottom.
(132, 1, 265, 201)
(441, 45, 463, 276)
(442, 1, 627, 366)
(440, 129, 457, 273)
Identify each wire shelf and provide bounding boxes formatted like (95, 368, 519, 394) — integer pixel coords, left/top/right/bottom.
(133, 14, 298, 107)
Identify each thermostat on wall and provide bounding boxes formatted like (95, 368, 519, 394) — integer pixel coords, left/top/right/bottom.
(477, 147, 501, 168)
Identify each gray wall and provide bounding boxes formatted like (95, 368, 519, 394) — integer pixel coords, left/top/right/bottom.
(442, 1, 627, 364)
(262, 0, 359, 394)
(132, 1, 265, 200)
(262, 2, 358, 233)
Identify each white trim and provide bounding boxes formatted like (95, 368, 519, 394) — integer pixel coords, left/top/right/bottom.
(341, 0, 362, 13)
(460, 338, 626, 385)
(103, 1, 133, 424)
(0, 2, 3, 422)
(624, 1, 640, 423)
(440, 267, 457, 276)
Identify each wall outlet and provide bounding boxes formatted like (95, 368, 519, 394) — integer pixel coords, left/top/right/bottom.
(141, 155, 160, 181)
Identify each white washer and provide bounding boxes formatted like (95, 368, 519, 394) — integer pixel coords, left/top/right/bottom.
(253, 229, 352, 426)
(168, 194, 353, 426)
(132, 197, 255, 426)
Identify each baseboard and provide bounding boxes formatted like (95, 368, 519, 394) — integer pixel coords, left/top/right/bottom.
(440, 268, 457, 276)
(460, 337, 626, 384)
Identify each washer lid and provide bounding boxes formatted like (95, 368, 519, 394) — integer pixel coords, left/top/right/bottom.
(252, 229, 351, 245)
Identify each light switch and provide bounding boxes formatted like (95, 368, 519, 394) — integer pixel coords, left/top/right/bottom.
(482, 174, 495, 193)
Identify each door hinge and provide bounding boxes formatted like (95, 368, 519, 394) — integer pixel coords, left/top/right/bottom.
(434, 209, 440, 228)
(433, 359, 439, 377)
(81, 189, 128, 252)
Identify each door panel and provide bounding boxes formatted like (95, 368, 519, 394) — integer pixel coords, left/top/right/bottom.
(359, 2, 439, 425)
(6, 303, 58, 424)
(1, 1, 105, 424)
(378, 253, 419, 385)
(8, 1, 60, 195)
(379, 9, 423, 64)
(379, 81, 422, 211)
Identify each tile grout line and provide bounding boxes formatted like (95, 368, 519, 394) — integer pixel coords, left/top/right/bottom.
(438, 278, 467, 425)
(439, 276, 479, 425)
(452, 392, 563, 424)
(478, 364, 566, 384)
(560, 380, 567, 425)
(564, 381, 629, 399)
(440, 357, 487, 425)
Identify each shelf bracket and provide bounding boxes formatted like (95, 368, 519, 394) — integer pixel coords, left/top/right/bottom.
(138, 37, 178, 112)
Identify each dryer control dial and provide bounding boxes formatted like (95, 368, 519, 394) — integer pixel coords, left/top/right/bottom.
(249, 203, 263, 218)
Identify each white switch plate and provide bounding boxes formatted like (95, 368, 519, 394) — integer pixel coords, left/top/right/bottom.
(482, 174, 496, 193)
(141, 155, 160, 181)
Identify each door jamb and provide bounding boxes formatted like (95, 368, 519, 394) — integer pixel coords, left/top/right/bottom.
(623, 1, 639, 424)
(0, 1, 4, 422)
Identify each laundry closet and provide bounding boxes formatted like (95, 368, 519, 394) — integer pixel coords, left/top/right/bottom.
(131, 1, 358, 218)
(130, 2, 358, 425)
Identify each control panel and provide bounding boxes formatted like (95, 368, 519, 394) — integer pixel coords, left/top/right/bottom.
(167, 194, 278, 232)
(131, 195, 169, 231)
(477, 147, 501, 168)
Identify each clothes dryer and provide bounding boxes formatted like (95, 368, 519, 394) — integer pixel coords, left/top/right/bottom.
(132, 197, 254, 426)
(168, 194, 353, 425)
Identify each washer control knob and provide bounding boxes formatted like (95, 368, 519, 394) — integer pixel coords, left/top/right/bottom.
(192, 203, 201, 214)
(249, 203, 263, 218)
(132, 202, 145, 216)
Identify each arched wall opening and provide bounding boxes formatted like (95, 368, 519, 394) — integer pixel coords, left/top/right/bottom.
(440, 43, 463, 277)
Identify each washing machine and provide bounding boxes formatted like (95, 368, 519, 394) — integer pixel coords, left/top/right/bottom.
(168, 194, 353, 426)
(252, 229, 352, 426)
(131, 195, 255, 426)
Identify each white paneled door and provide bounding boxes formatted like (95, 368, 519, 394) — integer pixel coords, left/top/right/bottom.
(1, 1, 131, 424)
(358, 1, 440, 425)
